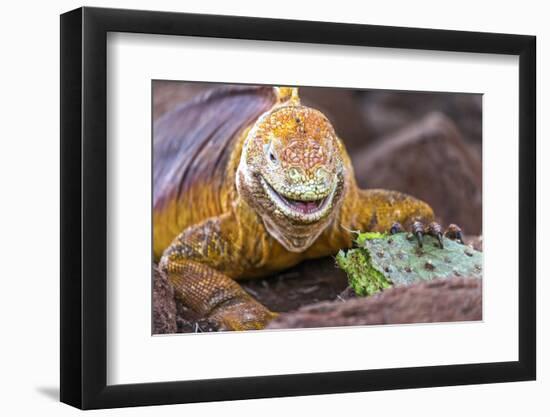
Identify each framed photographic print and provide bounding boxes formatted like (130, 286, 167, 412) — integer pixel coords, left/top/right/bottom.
(60, 6, 536, 409)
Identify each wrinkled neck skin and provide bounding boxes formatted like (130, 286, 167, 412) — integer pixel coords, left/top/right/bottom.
(235, 103, 347, 253)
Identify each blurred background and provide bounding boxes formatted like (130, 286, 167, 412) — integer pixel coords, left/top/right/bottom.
(152, 81, 483, 333)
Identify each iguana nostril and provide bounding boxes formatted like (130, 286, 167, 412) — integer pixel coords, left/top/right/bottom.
(316, 167, 329, 181)
(288, 167, 304, 183)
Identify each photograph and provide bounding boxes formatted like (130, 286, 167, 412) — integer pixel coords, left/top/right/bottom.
(152, 81, 483, 334)
(54, 4, 537, 412)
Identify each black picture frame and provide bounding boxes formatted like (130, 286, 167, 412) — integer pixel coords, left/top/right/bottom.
(60, 6, 536, 410)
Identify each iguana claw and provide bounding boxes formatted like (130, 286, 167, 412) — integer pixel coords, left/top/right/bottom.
(426, 222, 444, 249)
(390, 222, 404, 235)
(444, 223, 464, 244)
(390, 221, 463, 249)
(411, 221, 425, 248)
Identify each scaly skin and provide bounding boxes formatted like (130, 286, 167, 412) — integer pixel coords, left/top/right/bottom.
(156, 86, 434, 331)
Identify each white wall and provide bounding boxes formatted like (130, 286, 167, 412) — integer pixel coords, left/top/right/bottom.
(0, 0, 545, 415)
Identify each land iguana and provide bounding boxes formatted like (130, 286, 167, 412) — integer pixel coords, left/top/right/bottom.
(155, 86, 464, 331)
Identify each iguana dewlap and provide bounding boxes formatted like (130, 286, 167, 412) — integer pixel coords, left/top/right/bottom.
(155, 86, 435, 331)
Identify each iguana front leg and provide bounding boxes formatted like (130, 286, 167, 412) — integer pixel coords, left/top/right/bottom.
(159, 215, 276, 331)
(352, 189, 435, 232)
(353, 189, 463, 246)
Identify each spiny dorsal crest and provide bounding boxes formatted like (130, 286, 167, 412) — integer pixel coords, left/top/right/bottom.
(275, 87, 301, 106)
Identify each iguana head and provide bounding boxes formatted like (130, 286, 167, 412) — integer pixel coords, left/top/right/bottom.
(237, 87, 346, 252)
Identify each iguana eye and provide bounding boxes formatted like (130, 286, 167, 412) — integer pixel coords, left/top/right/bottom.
(267, 143, 279, 164)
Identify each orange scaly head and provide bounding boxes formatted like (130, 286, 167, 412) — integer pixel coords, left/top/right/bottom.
(236, 87, 346, 252)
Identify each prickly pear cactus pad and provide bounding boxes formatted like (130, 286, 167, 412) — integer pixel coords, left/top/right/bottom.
(336, 232, 482, 296)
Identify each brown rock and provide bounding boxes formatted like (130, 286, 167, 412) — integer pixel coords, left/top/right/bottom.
(241, 257, 349, 313)
(464, 235, 483, 252)
(353, 112, 482, 235)
(152, 265, 177, 334)
(359, 90, 482, 148)
(267, 277, 482, 329)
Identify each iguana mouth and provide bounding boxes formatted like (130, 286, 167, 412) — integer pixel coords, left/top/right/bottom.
(284, 196, 326, 214)
(260, 176, 333, 219)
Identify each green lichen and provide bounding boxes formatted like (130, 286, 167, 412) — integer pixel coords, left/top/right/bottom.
(337, 232, 482, 296)
(336, 248, 392, 296)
